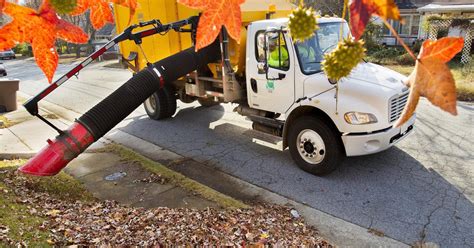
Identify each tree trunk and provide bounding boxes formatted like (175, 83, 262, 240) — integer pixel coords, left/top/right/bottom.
(76, 44, 81, 58)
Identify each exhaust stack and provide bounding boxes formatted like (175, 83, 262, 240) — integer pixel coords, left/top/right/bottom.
(20, 44, 219, 176)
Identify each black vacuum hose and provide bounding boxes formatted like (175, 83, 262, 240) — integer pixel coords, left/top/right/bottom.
(78, 43, 220, 140)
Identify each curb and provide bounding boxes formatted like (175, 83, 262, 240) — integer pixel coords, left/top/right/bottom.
(16, 91, 409, 247)
(102, 143, 248, 209)
(0, 152, 36, 160)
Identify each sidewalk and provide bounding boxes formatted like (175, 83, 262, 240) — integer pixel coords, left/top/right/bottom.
(0, 101, 242, 210)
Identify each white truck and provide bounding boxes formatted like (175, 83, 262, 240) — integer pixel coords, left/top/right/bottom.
(141, 17, 416, 175)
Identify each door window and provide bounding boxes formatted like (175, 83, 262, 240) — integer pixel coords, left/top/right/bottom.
(255, 31, 290, 71)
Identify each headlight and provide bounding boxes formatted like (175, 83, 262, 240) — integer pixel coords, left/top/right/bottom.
(344, 112, 377, 125)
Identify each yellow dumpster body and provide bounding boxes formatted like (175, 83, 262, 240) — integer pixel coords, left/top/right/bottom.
(113, 0, 294, 71)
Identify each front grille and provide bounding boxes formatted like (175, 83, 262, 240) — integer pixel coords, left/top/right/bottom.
(389, 91, 409, 123)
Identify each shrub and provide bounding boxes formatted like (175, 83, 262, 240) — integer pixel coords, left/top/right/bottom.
(371, 47, 404, 60)
(13, 43, 32, 56)
(395, 53, 416, 66)
(412, 39, 423, 53)
(361, 21, 383, 51)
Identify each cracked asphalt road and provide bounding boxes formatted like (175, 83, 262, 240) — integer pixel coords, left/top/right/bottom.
(6, 59, 473, 246)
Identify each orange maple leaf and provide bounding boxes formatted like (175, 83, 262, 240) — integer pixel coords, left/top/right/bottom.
(72, 0, 137, 30)
(0, 0, 5, 15)
(111, 0, 137, 25)
(72, 0, 114, 30)
(395, 37, 464, 127)
(178, 0, 245, 50)
(349, 0, 401, 40)
(0, 2, 89, 83)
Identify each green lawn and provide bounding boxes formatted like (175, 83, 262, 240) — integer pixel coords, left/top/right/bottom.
(0, 160, 94, 246)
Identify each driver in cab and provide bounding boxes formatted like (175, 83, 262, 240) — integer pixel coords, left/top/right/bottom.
(267, 36, 289, 68)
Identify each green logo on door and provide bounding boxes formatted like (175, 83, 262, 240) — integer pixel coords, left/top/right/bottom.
(266, 80, 275, 93)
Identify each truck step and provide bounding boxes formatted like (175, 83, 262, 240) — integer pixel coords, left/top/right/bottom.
(247, 115, 284, 129)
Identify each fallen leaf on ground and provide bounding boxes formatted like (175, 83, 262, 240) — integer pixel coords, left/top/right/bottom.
(0, 166, 332, 246)
(395, 37, 464, 127)
(177, 0, 245, 50)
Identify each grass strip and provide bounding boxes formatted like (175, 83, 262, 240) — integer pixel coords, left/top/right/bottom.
(0, 115, 17, 129)
(0, 159, 95, 245)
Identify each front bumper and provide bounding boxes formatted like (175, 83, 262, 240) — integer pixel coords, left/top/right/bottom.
(341, 114, 416, 156)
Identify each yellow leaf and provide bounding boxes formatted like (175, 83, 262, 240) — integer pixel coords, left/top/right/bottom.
(46, 209, 61, 216)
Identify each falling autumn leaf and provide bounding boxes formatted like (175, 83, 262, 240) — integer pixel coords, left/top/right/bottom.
(111, 0, 137, 25)
(0, 0, 5, 15)
(395, 37, 464, 127)
(418, 37, 465, 63)
(178, 0, 245, 50)
(72, 0, 137, 30)
(0, 2, 88, 83)
(349, 0, 401, 40)
(72, 0, 114, 29)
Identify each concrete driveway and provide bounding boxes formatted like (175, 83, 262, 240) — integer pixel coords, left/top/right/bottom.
(5, 59, 473, 246)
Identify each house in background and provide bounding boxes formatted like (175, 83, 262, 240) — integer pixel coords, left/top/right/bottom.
(378, 0, 429, 46)
(418, 2, 473, 63)
(374, 0, 473, 63)
(92, 23, 119, 60)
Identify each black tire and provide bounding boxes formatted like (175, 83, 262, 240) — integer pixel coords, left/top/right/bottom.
(198, 97, 219, 107)
(144, 86, 177, 120)
(288, 116, 343, 175)
(163, 86, 177, 117)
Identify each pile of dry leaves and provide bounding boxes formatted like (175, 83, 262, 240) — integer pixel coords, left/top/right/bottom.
(1, 169, 331, 246)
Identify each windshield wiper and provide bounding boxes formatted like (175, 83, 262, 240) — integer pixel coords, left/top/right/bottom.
(305, 61, 322, 64)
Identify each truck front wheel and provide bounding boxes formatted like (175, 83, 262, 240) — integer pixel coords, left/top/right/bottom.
(288, 116, 343, 175)
(144, 86, 177, 120)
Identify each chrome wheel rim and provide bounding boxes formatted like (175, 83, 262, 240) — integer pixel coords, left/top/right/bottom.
(296, 129, 325, 164)
(145, 94, 157, 114)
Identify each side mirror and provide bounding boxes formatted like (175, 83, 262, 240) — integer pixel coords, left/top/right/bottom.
(257, 62, 267, 74)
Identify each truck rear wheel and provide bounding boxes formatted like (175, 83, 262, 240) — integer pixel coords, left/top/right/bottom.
(144, 86, 176, 120)
(288, 116, 343, 175)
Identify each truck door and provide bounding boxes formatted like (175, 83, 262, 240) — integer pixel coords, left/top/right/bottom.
(246, 29, 295, 114)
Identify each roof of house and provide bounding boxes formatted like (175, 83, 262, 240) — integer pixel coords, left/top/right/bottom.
(418, 3, 474, 13)
(395, 0, 444, 9)
(395, 0, 474, 10)
(395, 0, 418, 9)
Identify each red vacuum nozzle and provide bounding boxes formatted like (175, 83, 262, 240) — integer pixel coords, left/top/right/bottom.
(19, 122, 94, 176)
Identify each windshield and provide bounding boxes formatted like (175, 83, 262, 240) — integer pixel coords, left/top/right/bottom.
(294, 22, 350, 74)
